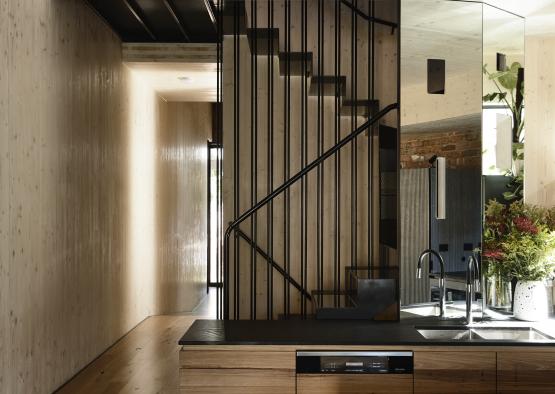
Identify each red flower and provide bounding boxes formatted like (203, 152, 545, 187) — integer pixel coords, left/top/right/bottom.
(483, 249, 505, 261)
(513, 216, 539, 235)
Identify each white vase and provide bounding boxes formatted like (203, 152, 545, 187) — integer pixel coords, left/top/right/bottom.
(513, 281, 549, 321)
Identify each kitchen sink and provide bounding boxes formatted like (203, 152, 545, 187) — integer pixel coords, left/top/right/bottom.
(417, 328, 475, 340)
(472, 327, 554, 341)
(416, 326, 554, 341)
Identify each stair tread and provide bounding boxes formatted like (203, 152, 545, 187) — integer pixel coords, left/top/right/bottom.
(247, 28, 279, 55)
(309, 75, 347, 97)
(278, 52, 313, 77)
(341, 99, 380, 117)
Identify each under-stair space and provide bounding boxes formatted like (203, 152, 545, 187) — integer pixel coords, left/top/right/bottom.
(220, 0, 400, 321)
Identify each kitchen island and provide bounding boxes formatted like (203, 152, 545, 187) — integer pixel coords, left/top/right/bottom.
(178, 315, 555, 393)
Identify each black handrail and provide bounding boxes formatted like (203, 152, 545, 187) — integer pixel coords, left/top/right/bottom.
(224, 102, 399, 319)
(235, 227, 312, 301)
(340, 0, 398, 30)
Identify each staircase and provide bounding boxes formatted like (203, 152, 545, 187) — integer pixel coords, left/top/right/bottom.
(217, 0, 401, 320)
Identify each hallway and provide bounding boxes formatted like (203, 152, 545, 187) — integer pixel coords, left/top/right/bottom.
(56, 292, 216, 393)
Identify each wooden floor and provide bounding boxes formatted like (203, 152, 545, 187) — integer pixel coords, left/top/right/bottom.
(55, 315, 198, 393)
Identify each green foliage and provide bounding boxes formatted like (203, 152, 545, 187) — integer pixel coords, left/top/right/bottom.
(482, 201, 555, 282)
(483, 62, 525, 143)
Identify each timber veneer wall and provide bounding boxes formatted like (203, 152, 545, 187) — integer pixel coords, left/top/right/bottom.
(156, 102, 211, 314)
(0, 1, 209, 392)
(525, 35, 555, 207)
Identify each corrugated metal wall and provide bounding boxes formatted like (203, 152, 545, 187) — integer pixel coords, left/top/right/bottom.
(400, 168, 430, 305)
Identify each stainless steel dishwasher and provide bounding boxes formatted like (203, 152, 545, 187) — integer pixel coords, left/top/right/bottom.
(296, 351, 414, 393)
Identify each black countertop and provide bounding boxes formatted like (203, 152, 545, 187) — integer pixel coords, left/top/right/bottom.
(178, 317, 555, 347)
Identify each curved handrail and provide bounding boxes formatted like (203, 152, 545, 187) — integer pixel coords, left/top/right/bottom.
(223, 103, 399, 319)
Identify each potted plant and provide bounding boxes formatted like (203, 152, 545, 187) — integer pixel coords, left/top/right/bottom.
(483, 201, 555, 321)
(482, 200, 513, 310)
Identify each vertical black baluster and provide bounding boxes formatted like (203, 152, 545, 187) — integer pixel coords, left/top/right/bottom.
(286, 0, 292, 318)
(233, 1, 241, 320)
(316, 0, 322, 306)
(321, 0, 325, 304)
(368, 0, 375, 275)
(215, 0, 220, 320)
(253, 0, 258, 320)
(334, 0, 339, 307)
(299, 0, 305, 317)
(267, 0, 275, 320)
(350, 0, 356, 283)
(301, 0, 308, 317)
(249, 0, 256, 320)
(316, 0, 321, 305)
(283, 0, 287, 318)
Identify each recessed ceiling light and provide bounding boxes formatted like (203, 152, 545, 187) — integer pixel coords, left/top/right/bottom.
(178, 76, 193, 83)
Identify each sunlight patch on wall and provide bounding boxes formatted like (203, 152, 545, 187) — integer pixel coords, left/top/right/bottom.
(127, 68, 157, 315)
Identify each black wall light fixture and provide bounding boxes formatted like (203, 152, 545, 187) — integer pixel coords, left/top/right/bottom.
(497, 52, 507, 71)
(427, 59, 445, 94)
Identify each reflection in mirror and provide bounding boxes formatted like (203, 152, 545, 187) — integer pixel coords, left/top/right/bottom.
(400, 0, 483, 306)
(482, 5, 525, 312)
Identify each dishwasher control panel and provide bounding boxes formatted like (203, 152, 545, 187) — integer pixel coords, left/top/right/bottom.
(296, 351, 413, 374)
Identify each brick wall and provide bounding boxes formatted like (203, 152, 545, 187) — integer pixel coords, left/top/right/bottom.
(400, 129, 481, 169)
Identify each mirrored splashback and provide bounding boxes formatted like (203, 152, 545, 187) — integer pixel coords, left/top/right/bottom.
(399, 0, 525, 306)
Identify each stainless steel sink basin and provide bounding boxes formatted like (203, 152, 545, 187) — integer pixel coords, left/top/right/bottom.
(417, 328, 475, 340)
(472, 327, 554, 341)
(416, 326, 554, 341)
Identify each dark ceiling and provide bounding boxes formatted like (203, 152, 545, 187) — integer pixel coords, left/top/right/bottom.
(86, 0, 217, 43)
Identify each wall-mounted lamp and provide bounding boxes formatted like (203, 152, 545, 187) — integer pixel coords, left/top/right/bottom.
(434, 157, 446, 220)
(496, 53, 507, 71)
(427, 59, 445, 95)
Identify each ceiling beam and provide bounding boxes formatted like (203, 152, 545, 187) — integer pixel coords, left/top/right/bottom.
(122, 43, 217, 63)
(162, 0, 191, 42)
(122, 0, 157, 40)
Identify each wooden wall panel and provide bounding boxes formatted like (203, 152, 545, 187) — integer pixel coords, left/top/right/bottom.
(524, 35, 555, 207)
(0, 0, 8, 388)
(156, 102, 211, 314)
(1, 0, 208, 392)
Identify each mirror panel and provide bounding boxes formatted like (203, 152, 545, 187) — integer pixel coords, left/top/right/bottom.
(400, 0, 483, 306)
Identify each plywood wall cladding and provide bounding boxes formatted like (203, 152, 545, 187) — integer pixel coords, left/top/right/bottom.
(525, 35, 555, 208)
(0, 1, 209, 392)
(0, 0, 9, 389)
(225, 0, 400, 318)
(156, 102, 211, 314)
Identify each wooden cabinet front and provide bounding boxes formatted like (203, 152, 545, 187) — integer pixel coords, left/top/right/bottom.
(414, 351, 496, 394)
(181, 368, 295, 393)
(180, 348, 295, 393)
(498, 351, 555, 393)
(297, 374, 413, 394)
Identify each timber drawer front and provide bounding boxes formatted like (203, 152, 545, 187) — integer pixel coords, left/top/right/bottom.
(179, 348, 295, 393)
(180, 346, 555, 393)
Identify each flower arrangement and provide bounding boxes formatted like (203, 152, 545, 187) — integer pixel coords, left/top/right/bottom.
(483, 200, 555, 282)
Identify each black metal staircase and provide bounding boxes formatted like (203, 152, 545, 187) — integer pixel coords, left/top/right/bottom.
(215, 0, 400, 320)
